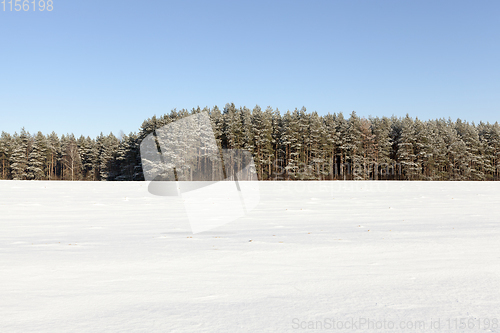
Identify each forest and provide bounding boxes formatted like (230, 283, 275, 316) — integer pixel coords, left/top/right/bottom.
(1, 103, 499, 181)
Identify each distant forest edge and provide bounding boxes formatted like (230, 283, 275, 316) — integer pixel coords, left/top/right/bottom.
(1, 104, 499, 181)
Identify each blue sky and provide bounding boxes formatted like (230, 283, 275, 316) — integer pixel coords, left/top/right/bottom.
(1, 0, 499, 138)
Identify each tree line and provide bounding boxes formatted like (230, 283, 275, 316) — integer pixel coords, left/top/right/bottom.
(1, 104, 499, 181)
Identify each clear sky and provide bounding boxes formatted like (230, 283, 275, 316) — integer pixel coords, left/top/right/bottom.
(1, 0, 499, 138)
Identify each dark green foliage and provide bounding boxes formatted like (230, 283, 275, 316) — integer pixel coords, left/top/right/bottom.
(10, 128, 30, 180)
(1, 106, 499, 180)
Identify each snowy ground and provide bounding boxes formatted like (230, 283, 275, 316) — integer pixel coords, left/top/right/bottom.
(1, 180, 499, 332)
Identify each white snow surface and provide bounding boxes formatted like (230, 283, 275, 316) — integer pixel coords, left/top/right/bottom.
(1, 181, 500, 332)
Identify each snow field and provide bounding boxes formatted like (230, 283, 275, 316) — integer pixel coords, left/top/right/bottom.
(0, 181, 499, 332)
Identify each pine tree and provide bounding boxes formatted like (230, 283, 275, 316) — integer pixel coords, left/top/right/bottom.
(60, 134, 69, 180)
(99, 133, 120, 180)
(62, 134, 82, 181)
(345, 111, 364, 180)
(261, 106, 275, 179)
(223, 103, 243, 149)
(295, 107, 311, 180)
(116, 132, 139, 181)
(358, 117, 376, 180)
(413, 118, 432, 180)
(209, 105, 224, 151)
(322, 114, 337, 180)
(309, 111, 327, 179)
(27, 131, 47, 180)
(335, 112, 350, 180)
(442, 120, 468, 180)
(370, 116, 393, 180)
(78, 136, 92, 180)
(396, 115, 419, 180)
(282, 109, 301, 179)
(271, 108, 283, 180)
(491, 122, 500, 180)
(479, 122, 500, 180)
(10, 129, 30, 180)
(45, 132, 60, 180)
(426, 120, 447, 180)
(455, 120, 485, 180)
(240, 106, 255, 154)
(252, 105, 273, 180)
(0, 132, 12, 179)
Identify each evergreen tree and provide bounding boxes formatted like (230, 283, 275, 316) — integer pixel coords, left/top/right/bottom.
(116, 132, 139, 181)
(427, 120, 448, 180)
(281, 110, 300, 179)
(240, 106, 255, 155)
(296, 107, 311, 179)
(62, 134, 82, 181)
(323, 113, 339, 180)
(345, 111, 363, 180)
(209, 106, 224, 151)
(370, 116, 393, 180)
(46, 132, 60, 180)
(0, 132, 12, 179)
(27, 131, 47, 180)
(10, 129, 30, 180)
(335, 112, 350, 180)
(99, 133, 120, 180)
(270, 108, 283, 179)
(252, 105, 273, 180)
(309, 111, 327, 179)
(358, 117, 376, 180)
(223, 103, 243, 149)
(479, 122, 500, 180)
(78, 136, 92, 180)
(410, 118, 429, 180)
(396, 115, 419, 180)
